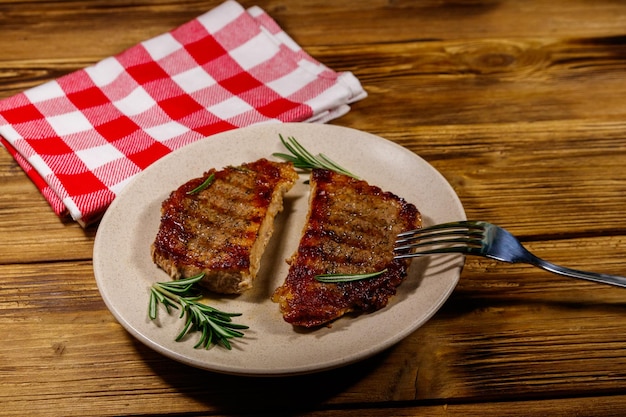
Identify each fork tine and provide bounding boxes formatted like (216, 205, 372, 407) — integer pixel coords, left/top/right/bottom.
(394, 221, 485, 259)
(394, 244, 479, 259)
(397, 220, 480, 235)
(394, 235, 482, 252)
(396, 221, 483, 244)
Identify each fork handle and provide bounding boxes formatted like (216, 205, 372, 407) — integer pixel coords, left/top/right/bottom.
(532, 258, 626, 288)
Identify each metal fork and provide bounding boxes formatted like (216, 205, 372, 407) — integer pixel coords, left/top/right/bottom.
(394, 220, 626, 288)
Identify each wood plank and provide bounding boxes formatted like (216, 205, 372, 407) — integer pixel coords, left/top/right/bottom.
(327, 35, 626, 126)
(2, 0, 626, 61)
(261, 395, 626, 416)
(277, 0, 626, 45)
(379, 120, 626, 235)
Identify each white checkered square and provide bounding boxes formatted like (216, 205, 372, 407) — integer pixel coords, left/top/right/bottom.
(24, 80, 66, 103)
(0, 123, 22, 141)
(85, 57, 126, 87)
(268, 67, 317, 97)
(197, 1, 243, 33)
(75, 142, 125, 171)
(142, 33, 183, 61)
(28, 154, 53, 178)
(113, 87, 157, 116)
(229, 32, 279, 70)
(145, 121, 190, 142)
(46, 111, 94, 136)
(298, 58, 326, 75)
(172, 67, 217, 93)
(208, 96, 254, 119)
(305, 86, 344, 114)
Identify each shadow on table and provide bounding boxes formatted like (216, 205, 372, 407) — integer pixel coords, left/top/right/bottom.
(134, 338, 391, 414)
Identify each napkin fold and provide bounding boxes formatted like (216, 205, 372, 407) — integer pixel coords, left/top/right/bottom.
(0, 0, 366, 226)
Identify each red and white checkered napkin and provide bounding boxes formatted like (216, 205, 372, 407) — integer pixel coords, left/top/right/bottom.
(0, 0, 366, 226)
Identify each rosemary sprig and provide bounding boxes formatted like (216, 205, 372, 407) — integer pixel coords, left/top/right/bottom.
(273, 134, 360, 179)
(186, 173, 215, 195)
(148, 273, 248, 350)
(315, 269, 388, 283)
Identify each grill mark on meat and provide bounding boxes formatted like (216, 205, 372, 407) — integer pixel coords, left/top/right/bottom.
(151, 158, 298, 294)
(272, 168, 421, 327)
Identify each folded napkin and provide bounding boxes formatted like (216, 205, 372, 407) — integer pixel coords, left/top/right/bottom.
(0, 0, 366, 226)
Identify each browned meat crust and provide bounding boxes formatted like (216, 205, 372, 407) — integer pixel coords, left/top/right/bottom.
(272, 169, 421, 327)
(151, 158, 298, 294)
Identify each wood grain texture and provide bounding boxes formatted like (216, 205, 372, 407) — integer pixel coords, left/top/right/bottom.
(2, 0, 626, 416)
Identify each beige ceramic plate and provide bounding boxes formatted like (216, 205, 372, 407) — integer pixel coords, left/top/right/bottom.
(93, 123, 465, 376)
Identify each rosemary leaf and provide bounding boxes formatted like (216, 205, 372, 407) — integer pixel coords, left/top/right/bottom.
(315, 269, 388, 283)
(186, 173, 215, 195)
(176, 317, 194, 342)
(149, 291, 158, 320)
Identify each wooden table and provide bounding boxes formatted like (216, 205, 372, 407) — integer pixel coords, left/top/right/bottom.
(2, 1, 626, 416)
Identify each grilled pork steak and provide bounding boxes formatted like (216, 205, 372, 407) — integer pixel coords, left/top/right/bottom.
(272, 169, 421, 327)
(151, 158, 298, 294)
